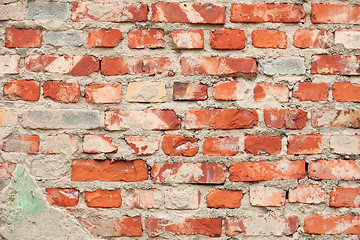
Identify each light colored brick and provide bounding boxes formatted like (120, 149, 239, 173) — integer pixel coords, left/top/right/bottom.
(126, 82, 166, 102)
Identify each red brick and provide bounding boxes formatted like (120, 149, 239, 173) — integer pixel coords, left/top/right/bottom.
(287, 134, 322, 155)
(43, 81, 80, 103)
(312, 110, 360, 128)
(203, 137, 239, 156)
(101, 57, 174, 76)
(288, 185, 325, 204)
(85, 189, 122, 208)
(250, 186, 286, 207)
(151, 163, 226, 184)
(100, 57, 130, 75)
(184, 109, 258, 130)
(104, 110, 180, 131)
(78, 217, 142, 237)
(162, 135, 198, 157)
(330, 187, 360, 208)
(304, 215, 360, 234)
(173, 82, 207, 101)
(71, 159, 148, 182)
(293, 82, 328, 101)
(333, 82, 360, 102)
(46, 188, 79, 207)
(245, 135, 282, 156)
(2, 135, 39, 154)
(293, 29, 329, 48)
(0, 161, 16, 179)
(213, 81, 250, 101)
(71, 2, 147, 22)
(146, 218, 222, 237)
(170, 30, 204, 49)
(309, 160, 360, 180)
(311, 55, 360, 75)
(206, 190, 243, 208)
(181, 57, 257, 76)
(254, 83, 289, 102)
(83, 134, 117, 154)
(263, 109, 307, 129)
(87, 29, 123, 47)
(226, 216, 298, 236)
(231, 4, 306, 23)
(152, 2, 225, 24)
(125, 136, 159, 155)
(85, 83, 122, 103)
(311, 4, 360, 24)
(128, 29, 164, 49)
(25, 55, 99, 76)
(252, 30, 287, 49)
(229, 160, 305, 182)
(3, 80, 40, 101)
(123, 189, 161, 209)
(5, 28, 42, 48)
(41, 134, 78, 155)
(210, 29, 245, 49)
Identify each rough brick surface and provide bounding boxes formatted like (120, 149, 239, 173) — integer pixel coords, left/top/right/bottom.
(152, 2, 225, 24)
(229, 160, 305, 182)
(231, 4, 305, 23)
(225, 216, 299, 236)
(146, 218, 222, 237)
(87, 29, 123, 47)
(3, 80, 40, 101)
(2, 1, 360, 238)
(71, 159, 148, 182)
(5, 28, 42, 48)
(252, 30, 287, 49)
(206, 190, 243, 208)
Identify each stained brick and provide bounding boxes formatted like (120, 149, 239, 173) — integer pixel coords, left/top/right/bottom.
(173, 82, 207, 101)
(87, 29, 123, 47)
(43, 81, 80, 103)
(263, 109, 307, 129)
(312, 110, 360, 128)
(2, 135, 39, 154)
(311, 55, 360, 75)
(128, 29, 164, 49)
(85, 189, 122, 208)
(125, 136, 159, 155)
(46, 188, 79, 207)
(250, 186, 286, 207)
(3, 80, 40, 101)
(309, 160, 360, 180)
(231, 4, 305, 23)
(85, 83, 122, 103)
(293, 29, 329, 49)
(287, 134, 322, 155)
(311, 4, 360, 24)
(293, 82, 328, 101)
(170, 30, 204, 49)
(288, 185, 325, 204)
(5, 28, 42, 48)
(330, 187, 360, 207)
(245, 135, 282, 155)
(203, 137, 239, 156)
(162, 135, 198, 157)
(229, 160, 305, 182)
(71, 159, 148, 182)
(253, 83, 289, 102)
(304, 215, 360, 234)
(152, 2, 225, 24)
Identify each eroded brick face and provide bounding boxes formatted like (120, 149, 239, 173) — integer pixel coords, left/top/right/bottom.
(2, 1, 359, 239)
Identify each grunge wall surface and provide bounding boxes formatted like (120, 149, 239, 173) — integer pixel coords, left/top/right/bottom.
(0, 0, 360, 239)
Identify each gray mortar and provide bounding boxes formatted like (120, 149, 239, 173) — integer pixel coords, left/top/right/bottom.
(26, 2, 69, 20)
(45, 31, 83, 47)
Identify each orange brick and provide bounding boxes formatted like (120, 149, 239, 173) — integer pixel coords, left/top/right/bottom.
(333, 82, 360, 102)
(311, 4, 360, 24)
(287, 134, 322, 155)
(253, 83, 289, 102)
(210, 29, 245, 49)
(309, 160, 360, 180)
(203, 137, 239, 156)
(206, 190, 243, 208)
(85, 83, 122, 103)
(293, 82, 328, 101)
(3, 80, 40, 101)
(46, 188, 79, 207)
(43, 81, 80, 103)
(330, 187, 360, 207)
(229, 160, 305, 182)
(87, 29, 123, 47)
(263, 109, 307, 129)
(5, 28, 42, 48)
(245, 135, 282, 155)
(293, 29, 329, 48)
(85, 189, 122, 208)
(128, 29, 164, 49)
(252, 30, 287, 49)
(304, 215, 360, 234)
(162, 135, 198, 157)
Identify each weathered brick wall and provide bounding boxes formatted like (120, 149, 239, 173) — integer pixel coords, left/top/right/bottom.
(1, 0, 360, 239)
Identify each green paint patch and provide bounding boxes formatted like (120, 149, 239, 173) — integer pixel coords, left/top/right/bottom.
(4, 166, 46, 224)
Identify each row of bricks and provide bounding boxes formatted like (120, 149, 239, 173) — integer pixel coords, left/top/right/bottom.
(3, 108, 360, 132)
(3, 2, 360, 24)
(44, 186, 360, 208)
(2, 134, 360, 156)
(2, 54, 360, 76)
(3, 159, 360, 182)
(4, 28, 360, 49)
(3, 80, 360, 103)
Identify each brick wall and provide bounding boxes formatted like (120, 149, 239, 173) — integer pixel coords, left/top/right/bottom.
(1, 0, 360, 238)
